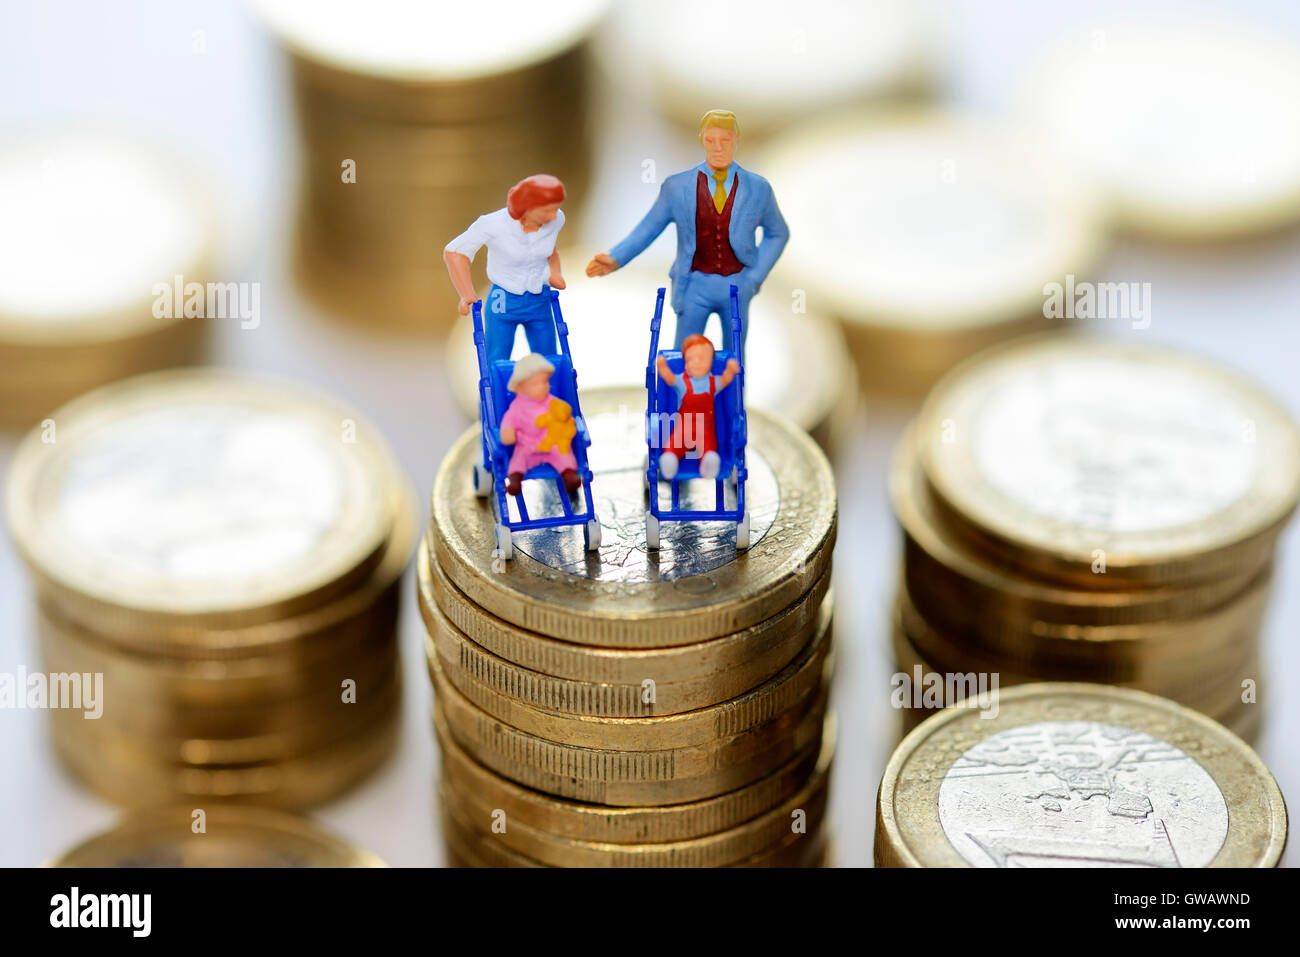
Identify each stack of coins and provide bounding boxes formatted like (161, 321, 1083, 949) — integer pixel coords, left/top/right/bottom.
(0, 128, 215, 429)
(758, 107, 1107, 398)
(49, 806, 384, 867)
(5, 370, 414, 809)
(251, 0, 608, 331)
(888, 335, 1300, 741)
(442, 262, 859, 454)
(420, 386, 838, 866)
(876, 683, 1288, 868)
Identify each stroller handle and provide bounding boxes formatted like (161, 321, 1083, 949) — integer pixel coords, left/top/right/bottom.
(646, 287, 667, 397)
(470, 299, 499, 428)
(729, 283, 744, 392)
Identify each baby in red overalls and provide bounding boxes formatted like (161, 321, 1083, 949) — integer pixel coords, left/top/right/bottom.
(654, 333, 740, 480)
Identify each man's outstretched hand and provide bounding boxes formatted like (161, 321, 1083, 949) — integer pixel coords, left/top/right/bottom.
(585, 253, 620, 277)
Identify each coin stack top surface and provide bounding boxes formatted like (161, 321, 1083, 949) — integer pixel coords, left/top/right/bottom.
(889, 334, 1300, 742)
(6, 369, 414, 809)
(0, 128, 216, 428)
(425, 386, 837, 866)
(429, 389, 836, 647)
(875, 683, 1288, 868)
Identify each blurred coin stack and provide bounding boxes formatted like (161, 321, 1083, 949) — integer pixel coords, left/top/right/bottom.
(604, 0, 939, 139)
(759, 107, 1107, 399)
(888, 335, 1300, 742)
(5, 370, 415, 809)
(1020, 16, 1300, 241)
(0, 128, 215, 429)
(876, 683, 1288, 868)
(252, 0, 609, 331)
(421, 387, 837, 866)
(443, 262, 859, 454)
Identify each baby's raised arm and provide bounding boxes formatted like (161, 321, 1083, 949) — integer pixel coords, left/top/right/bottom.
(717, 358, 741, 390)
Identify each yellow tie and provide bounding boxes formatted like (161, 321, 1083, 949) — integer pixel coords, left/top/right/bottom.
(713, 169, 728, 214)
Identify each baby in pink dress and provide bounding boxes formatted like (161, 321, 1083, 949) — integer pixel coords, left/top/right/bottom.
(499, 353, 580, 496)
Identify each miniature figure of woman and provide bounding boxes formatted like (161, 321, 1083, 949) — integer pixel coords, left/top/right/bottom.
(499, 353, 581, 496)
(655, 333, 739, 480)
(444, 174, 567, 364)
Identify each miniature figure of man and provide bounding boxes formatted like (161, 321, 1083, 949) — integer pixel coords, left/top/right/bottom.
(586, 109, 788, 355)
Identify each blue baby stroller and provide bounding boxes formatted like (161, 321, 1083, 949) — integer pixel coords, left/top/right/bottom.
(471, 290, 600, 561)
(644, 285, 750, 550)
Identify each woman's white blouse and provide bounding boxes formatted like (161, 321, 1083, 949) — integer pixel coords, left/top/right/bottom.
(444, 207, 565, 296)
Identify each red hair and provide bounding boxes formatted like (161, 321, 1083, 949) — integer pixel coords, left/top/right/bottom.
(507, 174, 565, 219)
(681, 334, 715, 356)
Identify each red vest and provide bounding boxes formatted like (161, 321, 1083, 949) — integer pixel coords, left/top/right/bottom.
(691, 170, 744, 276)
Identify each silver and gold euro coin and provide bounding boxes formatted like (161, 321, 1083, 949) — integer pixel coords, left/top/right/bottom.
(875, 683, 1286, 868)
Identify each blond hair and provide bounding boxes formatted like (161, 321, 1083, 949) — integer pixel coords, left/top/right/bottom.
(698, 109, 740, 141)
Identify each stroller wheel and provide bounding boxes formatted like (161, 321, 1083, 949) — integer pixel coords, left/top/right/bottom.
(584, 518, 602, 551)
(645, 511, 660, 550)
(495, 523, 513, 561)
(472, 464, 492, 498)
(736, 511, 751, 550)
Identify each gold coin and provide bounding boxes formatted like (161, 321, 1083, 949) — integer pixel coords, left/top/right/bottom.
(433, 667, 829, 806)
(36, 478, 415, 664)
(35, 567, 403, 692)
(436, 711, 825, 844)
(420, 539, 829, 692)
(889, 597, 1265, 744)
(45, 660, 401, 767)
(893, 583, 1262, 699)
(427, 599, 831, 747)
(439, 715, 834, 867)
(875, 683, 1287, 867)
(439, 800, 545, 868)
(430, 386, 837, 647)
(916, 334, 1300, 585)
(38, 603, 400, 729)
(285, 45, 589, 120)
(892, 422, 1271, 632)
(5, 370, 407, 641)
(729, 815, 829, 867)
(48, 805, 384, 867)
(52, 690, 400, 810)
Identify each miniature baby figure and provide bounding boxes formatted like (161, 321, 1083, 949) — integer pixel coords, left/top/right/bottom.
(499, 353, 581, 496)
(655, 333, 740, 480)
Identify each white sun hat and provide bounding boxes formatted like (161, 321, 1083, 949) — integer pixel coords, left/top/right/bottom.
(507, 353, 556, 391)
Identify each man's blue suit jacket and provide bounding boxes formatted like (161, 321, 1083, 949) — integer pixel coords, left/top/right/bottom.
(608, 163, 789, 316)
